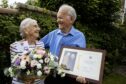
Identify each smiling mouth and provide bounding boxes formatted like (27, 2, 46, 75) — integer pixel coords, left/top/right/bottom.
(58, 23, 64, 26)
(35, 30, 40, 33)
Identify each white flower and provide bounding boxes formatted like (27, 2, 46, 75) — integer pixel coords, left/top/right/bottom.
(39, 59, 43, 64)
(8, 67, 13, 73)
(26, 70, 30, 75)
(49, 53, 59, 61)
(4, 68, 9, 76)
(44, 58, 50, 63)
(37, 54, 42, 59)
(8, 67, 15, 77)
(10, 72, 14, 77)
(33, 54, 38, 59)
(61, 73, 65, 77)
(37, 70, 42, 76)
(57, 69, 63, 75)
(54, 61, 58, 67)
(49, 53, 55, 61)
(20, 61, 26, 69)
(37, 63, 42, 69)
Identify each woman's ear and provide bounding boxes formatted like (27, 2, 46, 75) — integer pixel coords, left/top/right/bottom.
(23, 28, 29, 36)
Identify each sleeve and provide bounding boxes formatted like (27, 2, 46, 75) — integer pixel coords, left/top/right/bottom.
(40, 30, 57, 49)
(36, 41, 45, 49)
(40, 34, 50, 49)
(76, 32, 86, 48)
(80, 33, 86, 48)
(10, 42, 19, 62)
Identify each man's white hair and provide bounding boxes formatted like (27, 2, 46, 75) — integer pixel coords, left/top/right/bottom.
(19, 18, 37, 37)
(59, 4, 77, 21)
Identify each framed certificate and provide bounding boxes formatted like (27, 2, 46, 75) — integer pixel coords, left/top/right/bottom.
(59, 46, 106, 84)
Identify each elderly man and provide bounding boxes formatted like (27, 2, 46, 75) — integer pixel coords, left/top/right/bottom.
(40, 4, 86, 84)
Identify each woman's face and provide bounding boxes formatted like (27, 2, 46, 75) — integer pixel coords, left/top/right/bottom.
(26, 24, 40, 39)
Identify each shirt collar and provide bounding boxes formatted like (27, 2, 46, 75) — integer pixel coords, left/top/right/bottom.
(57, 26, 75, 36)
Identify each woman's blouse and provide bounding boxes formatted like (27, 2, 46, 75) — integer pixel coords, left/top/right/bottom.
(10, 40, 45, 84)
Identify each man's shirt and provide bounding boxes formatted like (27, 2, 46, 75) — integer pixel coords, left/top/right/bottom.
(40, 27, 86, 57)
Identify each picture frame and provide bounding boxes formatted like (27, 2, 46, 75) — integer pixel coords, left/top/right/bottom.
(59, 46, 106, 84)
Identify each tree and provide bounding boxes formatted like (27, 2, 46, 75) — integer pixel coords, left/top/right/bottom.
(26, 0, 40, 6)
(1, 0, 8, 8)
(39, 0, 121, 28)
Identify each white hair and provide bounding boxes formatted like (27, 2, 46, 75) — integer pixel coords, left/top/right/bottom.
(19, 18, 37, 37)
(59, 4, 77, 21)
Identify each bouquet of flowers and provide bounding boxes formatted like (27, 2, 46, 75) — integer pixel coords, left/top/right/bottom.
(4, 47, 65, 83)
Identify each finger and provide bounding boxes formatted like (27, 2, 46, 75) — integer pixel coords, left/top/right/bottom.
(82, 78, 86, 84)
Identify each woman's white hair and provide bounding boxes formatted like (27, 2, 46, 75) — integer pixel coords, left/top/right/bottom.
(59, 4, 77, 21)
(19, 18, 37, 37)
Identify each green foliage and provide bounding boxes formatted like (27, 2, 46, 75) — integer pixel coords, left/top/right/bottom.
(1, 0, 8, 8)
(26, 0, 40, 6)
(0, 14, 20, 71)
(0, 15, 19, 43)
(39, 0, 121, 28)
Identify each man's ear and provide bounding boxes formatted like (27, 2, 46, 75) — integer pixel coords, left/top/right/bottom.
(70, 16, 75, 24)
(67, 16, 74, 24)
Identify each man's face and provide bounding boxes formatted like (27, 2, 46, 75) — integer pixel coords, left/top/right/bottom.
(57, 10, 73, 31)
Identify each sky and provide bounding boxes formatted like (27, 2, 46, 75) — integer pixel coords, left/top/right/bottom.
(8, 0, 27, 5)
(0, 0, 27, 5)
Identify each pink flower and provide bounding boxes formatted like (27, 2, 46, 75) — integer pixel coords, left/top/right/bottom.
(31, 60, 38, 67)
(43, 66, 50, 74)
(36, 49, 46, 56)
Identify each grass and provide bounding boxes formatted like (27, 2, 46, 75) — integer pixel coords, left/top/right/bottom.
(103, 73, 126, 84)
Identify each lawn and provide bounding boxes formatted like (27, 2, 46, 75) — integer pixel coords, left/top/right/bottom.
(103, 73, 126, 84)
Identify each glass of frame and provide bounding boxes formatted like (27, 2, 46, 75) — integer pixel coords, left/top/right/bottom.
(59, 46, 106, 84)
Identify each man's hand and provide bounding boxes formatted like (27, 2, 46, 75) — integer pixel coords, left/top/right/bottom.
(76, 76, 86, 84)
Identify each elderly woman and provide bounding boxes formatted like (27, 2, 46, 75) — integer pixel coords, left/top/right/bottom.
(10, 18, 44, 84)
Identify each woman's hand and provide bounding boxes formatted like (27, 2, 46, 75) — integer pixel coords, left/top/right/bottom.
(76, 76, 86, 84)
